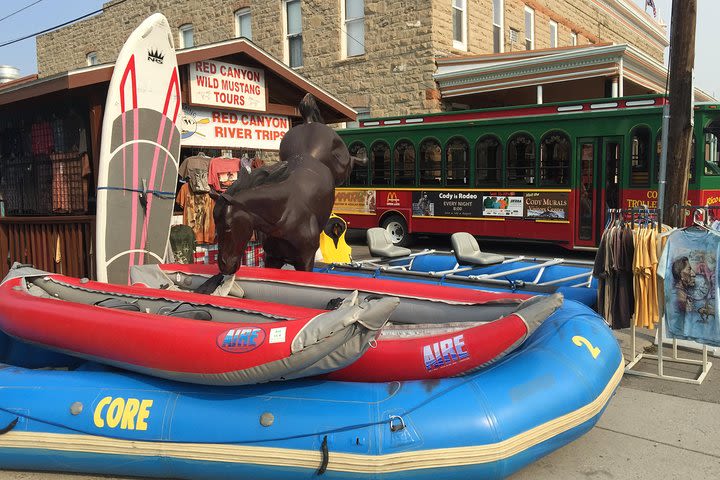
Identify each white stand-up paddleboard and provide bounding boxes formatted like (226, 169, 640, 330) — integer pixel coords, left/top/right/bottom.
(96, 13, 181, 284)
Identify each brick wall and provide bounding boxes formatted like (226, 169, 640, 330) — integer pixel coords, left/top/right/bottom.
(36, 0, 665, 117)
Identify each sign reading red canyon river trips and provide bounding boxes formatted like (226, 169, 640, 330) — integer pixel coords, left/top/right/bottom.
(189, 60, 266, 112)
(181, 105, 289, 150)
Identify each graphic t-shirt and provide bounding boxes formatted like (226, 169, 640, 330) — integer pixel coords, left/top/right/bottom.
(658, 228, 720, 347)
(178, 154, 211, 193)
(208, 157, 241, 192)
(176, 183, 216, 244)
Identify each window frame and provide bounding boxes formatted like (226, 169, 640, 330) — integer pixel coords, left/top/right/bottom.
(524, 6, 534, 50)
(419, 137, 443, 187)
(445, 136, 470, 187)
(234, 8, 252, 40)
(347, 141, 369, 186)
(393, 139, 417, 186)
(283, 0, 303, 68)
(179, 24, 194, 49)
(629, 125, 652, 187)
(571, 31, 578, 46)
(452, 0, 468, 51)
(539, 130, 571, 186)
(475, 134, 503, 187)
(86, 51, 98, 66)
(506, 132, 537, 187)
(549, 20, 558, 48)
(370, 140, 392, 187)
(341, 0, 365, 58)
(492, 0, 504, 53)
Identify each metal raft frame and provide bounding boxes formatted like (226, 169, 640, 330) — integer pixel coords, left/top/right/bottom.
(327, 247, 594, 293)
(623, 206, 714, 385)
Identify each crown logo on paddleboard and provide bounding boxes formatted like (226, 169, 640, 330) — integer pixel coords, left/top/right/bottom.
(147, 49, 165, 64)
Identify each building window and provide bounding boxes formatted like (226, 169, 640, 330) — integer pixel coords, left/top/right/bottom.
(179, 24, 194, 48)
(509, 28, 519, 47)
(285, 0, 303, 68)
(492, 0, 504, 53)
(342, 0, 365, 58)
(345, 107, 370, 129)
(234, 8, 252, 39)
(524, 7, 534, 50)
(452, 0, 467, 51)
(549, 20, 557, 48)
(86, 52, 98, 66)
(571, 32, 578, 46)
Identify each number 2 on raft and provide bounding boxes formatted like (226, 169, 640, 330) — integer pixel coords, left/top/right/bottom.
(572, 335, 600, 359)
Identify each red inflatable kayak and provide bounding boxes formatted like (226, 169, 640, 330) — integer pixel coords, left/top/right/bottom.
(130, 264, 562, 381)
(0, 266, 397, 385)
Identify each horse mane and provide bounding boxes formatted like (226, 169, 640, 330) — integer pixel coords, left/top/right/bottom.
(224, 162, 291, 196)
(299, 93, 324, 124)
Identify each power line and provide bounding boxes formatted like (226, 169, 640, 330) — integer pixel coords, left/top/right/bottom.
(0, 0, 128, 49)
(0, 0, 45, 24)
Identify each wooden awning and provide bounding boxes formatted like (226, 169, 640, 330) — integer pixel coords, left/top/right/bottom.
(0, 37, 356, 123)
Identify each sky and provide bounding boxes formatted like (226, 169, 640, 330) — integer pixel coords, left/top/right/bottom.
(0, 0, 717, 97)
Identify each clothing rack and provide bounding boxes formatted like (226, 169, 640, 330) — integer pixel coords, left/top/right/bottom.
(624, 205, 716, 384)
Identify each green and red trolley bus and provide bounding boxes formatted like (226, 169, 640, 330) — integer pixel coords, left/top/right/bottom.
(334, 94, 720, 249)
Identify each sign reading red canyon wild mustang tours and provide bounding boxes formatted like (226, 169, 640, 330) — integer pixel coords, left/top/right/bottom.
(181, 105, 289, 150)
(189, 60, 266, 112)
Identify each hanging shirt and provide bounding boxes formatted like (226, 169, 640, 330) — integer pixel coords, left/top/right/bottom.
(658, 228, 720, 347)
(176, 183, 216, 244)
(208, 157, 241, 192)
(178, 154, 211, 194)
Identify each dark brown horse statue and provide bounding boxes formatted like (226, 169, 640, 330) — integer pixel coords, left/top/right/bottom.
(209, 94, 355, 274)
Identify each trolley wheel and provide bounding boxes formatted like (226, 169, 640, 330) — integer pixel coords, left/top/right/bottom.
(381, 214, 411, 247)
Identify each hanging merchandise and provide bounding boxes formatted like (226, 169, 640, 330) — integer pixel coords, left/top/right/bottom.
(658, 213, 720, 347)
(593, 210, 635, 329)
(175, 183, 216, 245)
(169, 224, 196, 264)
(208, 154, 241, 192)
(178, 152, 211, 193)
(631, 212, 667, 329)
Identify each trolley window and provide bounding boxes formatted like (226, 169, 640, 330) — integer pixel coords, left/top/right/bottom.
(476, 135, 502, 187)
(446, 136, 469, 186)
(419, 138, 442, 186)
(539, 131, 570, 186)
(393, 140, 416, 186)
(507, 133, 536, 186)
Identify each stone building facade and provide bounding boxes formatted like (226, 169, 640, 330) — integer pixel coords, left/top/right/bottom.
(37, 0, 667, 117)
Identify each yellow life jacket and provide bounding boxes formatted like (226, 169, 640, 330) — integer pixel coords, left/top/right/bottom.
(319, 214, 352, 263)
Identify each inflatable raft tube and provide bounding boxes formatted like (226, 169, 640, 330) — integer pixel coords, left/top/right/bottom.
(0, 299, 623, 480)
(133, 265, 567, 381)
(0, 266, 398, 385)
(132, 264, 531, 324)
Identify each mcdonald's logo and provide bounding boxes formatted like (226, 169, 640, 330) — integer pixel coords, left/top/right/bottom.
(386, 191, 401, 206)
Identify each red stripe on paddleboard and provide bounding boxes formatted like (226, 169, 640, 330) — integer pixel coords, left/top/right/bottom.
(163, 68, 181, 121)
(119, 56, 137, 192)
(118, 55, 138, 113)
(128, 107, 140, 281)
(138, 68, 180, 264)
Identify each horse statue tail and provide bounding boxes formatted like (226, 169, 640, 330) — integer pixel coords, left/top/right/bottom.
(299, 93, 324, 124)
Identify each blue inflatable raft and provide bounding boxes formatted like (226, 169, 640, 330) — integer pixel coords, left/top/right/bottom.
(0, 300, 621, 479)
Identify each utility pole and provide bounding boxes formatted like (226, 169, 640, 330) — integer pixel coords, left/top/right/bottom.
(661, 0, 697, 226)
